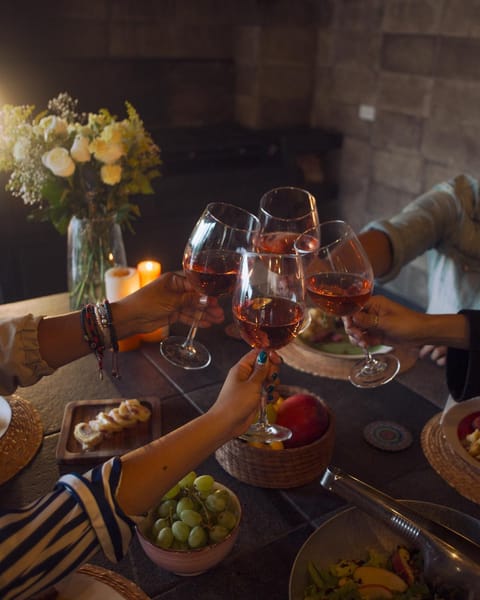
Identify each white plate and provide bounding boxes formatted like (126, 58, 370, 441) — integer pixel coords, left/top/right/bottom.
(289, 500, 480, 600)
(296, 336, 393, 360)
(441, 396, 480, 473)
(0, 396, 12, 439)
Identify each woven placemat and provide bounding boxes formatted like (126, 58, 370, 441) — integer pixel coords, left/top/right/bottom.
(279, 340, 417, 380)
(421, 413, 480, 505)
(77, 564, 150, 599)
(0, 394, 43, 485)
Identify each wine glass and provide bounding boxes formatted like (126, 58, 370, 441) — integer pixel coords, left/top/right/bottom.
(160, 202, 259, 370)
(232, 250, 306, 442)
(295, 220, 400, 388)
(256, 186, 319, 254)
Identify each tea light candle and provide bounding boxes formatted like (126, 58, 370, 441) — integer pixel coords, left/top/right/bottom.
(137, 260, 161, 287)
(105, 266, 141, 351)
(136, 260, 169, 342)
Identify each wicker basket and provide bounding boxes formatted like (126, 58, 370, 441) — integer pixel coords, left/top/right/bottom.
(215, 386, 335, 489)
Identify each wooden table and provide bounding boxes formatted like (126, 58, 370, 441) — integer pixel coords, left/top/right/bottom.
(1, 293, 479, 599)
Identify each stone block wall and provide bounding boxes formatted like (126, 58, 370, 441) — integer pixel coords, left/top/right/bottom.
(2, 0, 480, 307)
(310, 0, 480, 307)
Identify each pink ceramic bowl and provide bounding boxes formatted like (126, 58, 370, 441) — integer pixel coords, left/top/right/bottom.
(136, 483, 241, 576)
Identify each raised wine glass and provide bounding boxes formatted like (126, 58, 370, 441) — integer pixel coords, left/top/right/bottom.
(256, 186, 319, 254)
(232, 250, 306, 442)
(295, 220, 400, 388)
(160, 202, 259, 370)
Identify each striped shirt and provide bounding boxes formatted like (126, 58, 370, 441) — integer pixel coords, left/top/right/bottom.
(0, 457, 139, 599)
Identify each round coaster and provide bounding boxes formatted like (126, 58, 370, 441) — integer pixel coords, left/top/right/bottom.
(0, 394, 43, 485)
(363, 420, 413, 452)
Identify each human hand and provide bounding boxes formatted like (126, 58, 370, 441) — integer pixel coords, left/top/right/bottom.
(342, 295, 427, 350)
(419, 344, 447, 366)
(115, 271, 224, 338)
(208, 349, 282, 439)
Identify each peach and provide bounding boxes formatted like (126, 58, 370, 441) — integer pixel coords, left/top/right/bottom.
(353, 566, 407, 593)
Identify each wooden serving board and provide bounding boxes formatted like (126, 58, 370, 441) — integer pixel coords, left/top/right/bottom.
(56, 397, 161, 464)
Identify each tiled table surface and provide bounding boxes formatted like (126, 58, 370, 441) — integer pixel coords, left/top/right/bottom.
(1, 293, 479, 599)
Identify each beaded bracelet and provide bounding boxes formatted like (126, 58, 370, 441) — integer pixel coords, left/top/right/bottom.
(103, 299, 120, 379)
(81, 304, 106, 379)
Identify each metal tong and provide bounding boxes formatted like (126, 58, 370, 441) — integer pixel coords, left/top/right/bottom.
(320, 466, 480, 596)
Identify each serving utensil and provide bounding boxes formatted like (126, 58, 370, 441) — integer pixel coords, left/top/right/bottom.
(321, 466, 480, 596)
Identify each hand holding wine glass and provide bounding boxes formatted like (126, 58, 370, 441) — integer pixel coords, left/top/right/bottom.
(232, 251, 306, 442)
(295, 220, 400, 388)
(160, 202, 259, 370)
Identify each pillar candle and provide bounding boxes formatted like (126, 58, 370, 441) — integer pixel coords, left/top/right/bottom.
(137, 260, 161, 286)
(105, 266, 141, 351)
(136, 260, 170, 342)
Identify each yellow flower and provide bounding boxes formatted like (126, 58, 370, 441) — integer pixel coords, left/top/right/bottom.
(101, 163, 122, 185)
(90, 137, 125, 164)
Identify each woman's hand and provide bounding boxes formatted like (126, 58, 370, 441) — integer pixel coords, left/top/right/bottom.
(342, 295, 428, 349)
(114, 271, 225, 339)
(208, 349, 282, 439)
(343, 296, 468, 362)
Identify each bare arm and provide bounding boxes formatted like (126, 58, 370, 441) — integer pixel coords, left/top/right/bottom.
(358, 229, 394, 278)
(37, 272, 224, 368)
(117, 349, 281, 515)
(343, 295, 470, 350)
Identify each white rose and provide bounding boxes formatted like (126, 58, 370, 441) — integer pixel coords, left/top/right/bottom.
(101, 163, 122, 185)
(39, 116, 69, 141)
(70, 135, 91, 162)
(42, 147, 75, 177)
(13, 137, 31, 162)
(90, 138, 125, 164)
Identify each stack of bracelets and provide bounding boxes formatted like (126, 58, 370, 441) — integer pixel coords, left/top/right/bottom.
(80, 300, 120, 379)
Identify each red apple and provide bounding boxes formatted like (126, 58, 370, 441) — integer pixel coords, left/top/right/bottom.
(275, 393, 330, 448)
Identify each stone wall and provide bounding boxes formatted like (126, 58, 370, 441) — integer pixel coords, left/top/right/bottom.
(309, 0, 480, 308)
(2, 0, 479, 307)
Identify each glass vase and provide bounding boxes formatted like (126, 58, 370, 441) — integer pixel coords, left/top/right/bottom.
(67, 215, 127, 310)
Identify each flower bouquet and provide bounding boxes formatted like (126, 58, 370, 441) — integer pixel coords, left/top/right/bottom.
(0, 93, 161, 308)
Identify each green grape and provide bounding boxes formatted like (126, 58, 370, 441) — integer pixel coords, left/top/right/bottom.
(157, 499, 177, 518)
(162, 483, 180, 500)
(193, 474, 214, 494)
(213, 488, 230, 504)
(180, 509, 203, 528)
(176, 496, 195, 516)
(178, 471, 197, 488)
(152, 517, 170, 538)
(206, 493, 226, 512)
(172, 539, 189, 551)
(209, 525, 229, 544)
(172, 520, 191, 542)
(156, 526, 173, 549)
(188, 525, 207, 549)
(217, 510, 237, 530)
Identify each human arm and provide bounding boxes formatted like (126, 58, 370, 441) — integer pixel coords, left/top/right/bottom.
(117, 348, 280, 514)
(0, 349, 278, 599)
(0, 271, 224, 393)
(358, 229, 394, 278)
(343, 295, 469, 350)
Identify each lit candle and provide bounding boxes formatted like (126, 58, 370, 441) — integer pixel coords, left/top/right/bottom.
(105, 266, 141, 351)
(136, 260, 170, 342)
(137, 260, 161, 287)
